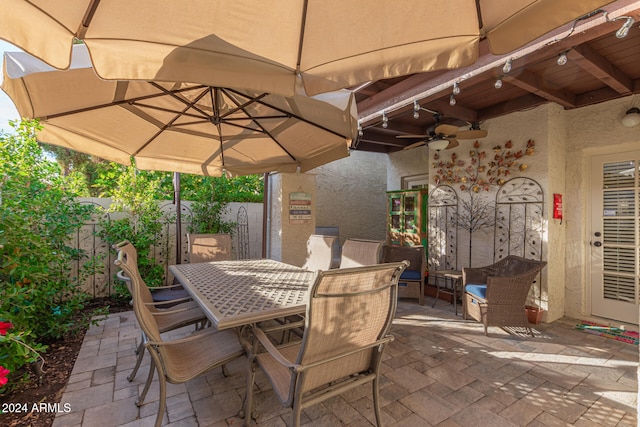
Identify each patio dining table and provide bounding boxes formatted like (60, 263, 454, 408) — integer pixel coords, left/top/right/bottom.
(169, 259, 315, 330)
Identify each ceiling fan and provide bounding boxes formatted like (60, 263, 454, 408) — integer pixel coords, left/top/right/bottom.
(397, 121, 488, 151)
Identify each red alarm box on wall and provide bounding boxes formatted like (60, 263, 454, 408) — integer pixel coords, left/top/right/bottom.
(553, 193, 562, 222)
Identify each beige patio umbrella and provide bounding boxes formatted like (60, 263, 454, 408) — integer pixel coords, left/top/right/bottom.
(0, 0, 613, 96)
(1, 45, 357, 176)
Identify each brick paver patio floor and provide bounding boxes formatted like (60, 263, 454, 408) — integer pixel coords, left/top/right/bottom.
(53, 298, 638, 426)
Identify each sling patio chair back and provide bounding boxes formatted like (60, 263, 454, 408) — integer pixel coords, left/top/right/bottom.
(115, 243, 244, 427)
(244, 261, 407, 426)
(187, 233, 233, 263)
(112, 241, 208, 382)
(301, 234, 337, 272)
(339, 238, 385, 268)
(462, 255, 547, 337)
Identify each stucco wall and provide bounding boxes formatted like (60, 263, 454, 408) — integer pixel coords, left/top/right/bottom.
(313, 150, 388, 244)
(267, 173, 316, 266)
(564, 95, 640, 321)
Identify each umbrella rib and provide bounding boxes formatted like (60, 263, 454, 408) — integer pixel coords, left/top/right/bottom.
(224, 87, 350, 140)
(218, 93, 269, 120)
(132, 88, 211, 157)
(295, 0, 310, 74)
(149, 82, 213, 118)
(221, 88, 297, 163)
(44, 83, 208, 120)
(130, 102, 209, 120)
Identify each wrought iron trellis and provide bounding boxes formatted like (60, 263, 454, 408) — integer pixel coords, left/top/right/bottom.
(494, 177, 545, 302)
(236, 206, 250, 259)
(428, 185, 459, 272)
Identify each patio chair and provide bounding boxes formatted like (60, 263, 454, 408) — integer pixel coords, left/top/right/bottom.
(339, 238, 384, 268)
(187, 233, 233, 263)
(115, 244, 244, 427)
(114, 240, 190, 304)
(384, 245, 426, 305)
(244, 261, 408, 427)
(301, 234, 337, 271)
(113, 241, 208, 383)
(462, 255, 547, 336)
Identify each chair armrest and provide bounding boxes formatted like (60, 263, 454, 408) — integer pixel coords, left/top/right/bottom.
(143, 296, 193, 308)
(462, 267, 487, 286)
(295, 335, 395, 372)
(252, 327, 299, 370)
(146, 327, 221, 348)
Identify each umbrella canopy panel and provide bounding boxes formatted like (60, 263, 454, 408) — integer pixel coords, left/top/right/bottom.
(0, 0, 613, 96)
(2, 46, 357, 176)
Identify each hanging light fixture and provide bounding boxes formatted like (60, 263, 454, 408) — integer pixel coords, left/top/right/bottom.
(357, 124, 363, 137)
(449, 94, 456, 106)
(428, 138, 450, 151)
(621, 108, 640, 128)
(452, 82, 461, 95)
(382, 112, 388, 128)
(413, 101, 420, 119)
(502, 58, 512, 74)
(494, 77, 503, 89)
(557, 51, 568, 66)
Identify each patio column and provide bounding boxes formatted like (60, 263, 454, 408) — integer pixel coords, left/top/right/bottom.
(268, 172, 316, 266)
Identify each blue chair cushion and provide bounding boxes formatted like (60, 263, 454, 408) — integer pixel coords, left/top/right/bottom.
(465, 284, 487, 300)
(399, 270, 422, 281)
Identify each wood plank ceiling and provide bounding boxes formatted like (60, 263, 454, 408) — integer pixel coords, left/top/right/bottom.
(353, 1, 640, 153)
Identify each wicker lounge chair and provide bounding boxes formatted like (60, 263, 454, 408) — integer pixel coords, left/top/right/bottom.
(301, 234, 337, 271)
(384, 245, 426, 305)
(462, 255, 547, 336)
(187, 233, 233, 263)
(339, 238, 384, 268)
(115, 243, 244, 427)
(244, 261, 408, 426)
(113, 241, 208, 382)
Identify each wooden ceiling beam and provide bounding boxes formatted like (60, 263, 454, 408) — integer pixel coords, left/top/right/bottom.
(569, 44, 633, 94)
(503, 69, 577, 107)
(477, 93, 548, 121)
(357, 4, 640, 123)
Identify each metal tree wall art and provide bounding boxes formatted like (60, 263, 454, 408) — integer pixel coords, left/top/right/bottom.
(494, 177, 545, 304)
(431, 139, 537, 267)
(428, 185, 459, 271)
(451, 191, 495, 268)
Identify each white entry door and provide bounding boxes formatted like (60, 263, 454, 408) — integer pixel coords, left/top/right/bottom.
(590, 151, 639, 325)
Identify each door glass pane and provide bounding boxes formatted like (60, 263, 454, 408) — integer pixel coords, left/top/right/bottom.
(404, 196, 416, 212)
(391, 196, 401, 212)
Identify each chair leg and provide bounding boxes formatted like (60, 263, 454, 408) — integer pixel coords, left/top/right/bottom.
(128, 340, 145, 382)
(372, 377, 382, 426)
(432, 275, 441, 308)
(136, 358, 155, 407)
(292, 399, 302, 427)
(154, 373, 167, 427)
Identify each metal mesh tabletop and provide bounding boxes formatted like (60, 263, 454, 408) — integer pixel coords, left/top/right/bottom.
(169, 259, 314, 330)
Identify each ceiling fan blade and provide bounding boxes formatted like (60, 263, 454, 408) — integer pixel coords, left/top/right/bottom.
(455, 129, 488, 139)
(434, 124, 459, 136)
(403, 140, 428, 150)
(396, 134, 429, 139)
(445, 139, 459, 149)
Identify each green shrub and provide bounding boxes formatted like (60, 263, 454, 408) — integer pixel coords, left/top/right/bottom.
(0, 120, 100, 392)
(96, 165, 173, 288)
